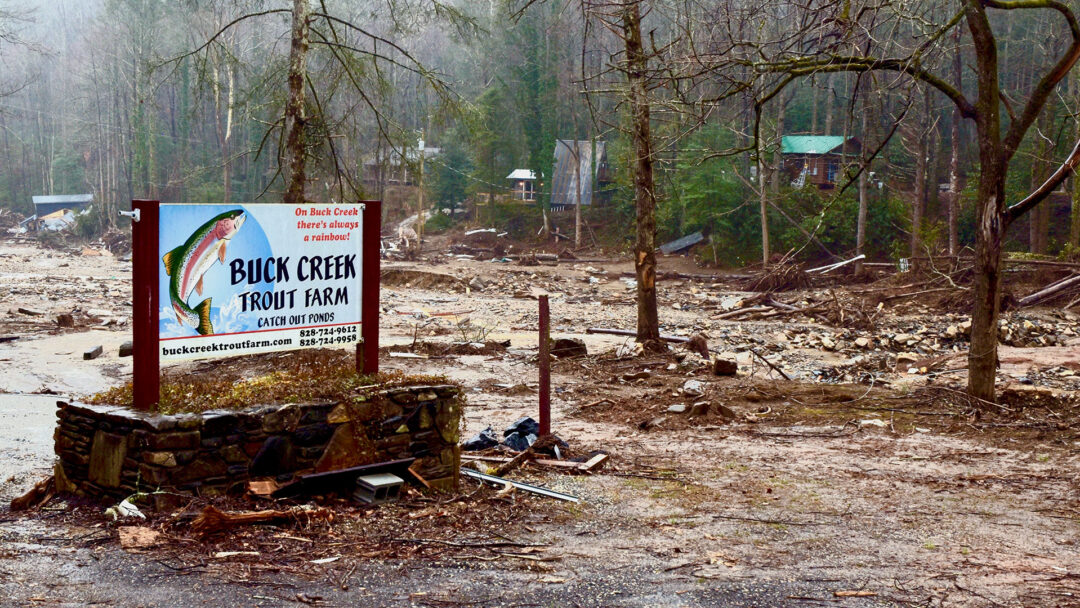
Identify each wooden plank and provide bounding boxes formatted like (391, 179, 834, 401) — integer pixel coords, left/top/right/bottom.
(580, 453, 609, 472)
(461, 454, 607, 472)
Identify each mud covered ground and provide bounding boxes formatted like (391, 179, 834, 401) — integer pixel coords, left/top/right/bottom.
(1, 233, 1079, 607)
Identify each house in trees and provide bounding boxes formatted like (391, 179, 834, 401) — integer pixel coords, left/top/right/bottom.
(361, 146, 441, 187)
(26, 194, 93, 232)
(780, 136, 860, 189)
(506, 169, 537, 202)
(550, 139, 611, 210)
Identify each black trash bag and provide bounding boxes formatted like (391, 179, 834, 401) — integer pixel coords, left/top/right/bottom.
(503, 431, 537, 452)
(461, 426, 499, 451)
(503, 416, 540, 438)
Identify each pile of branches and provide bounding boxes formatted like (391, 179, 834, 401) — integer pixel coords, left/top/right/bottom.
(744, 260, 811, 292)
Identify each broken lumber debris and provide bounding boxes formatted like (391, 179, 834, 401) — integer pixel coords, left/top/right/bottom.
(119, 341, 134, 357)
(461, 453, 608, 473)
(55, 313, 75, 328)
(16, 307, 43, 316)
(83, 345, 104, 360)
(10, 476, 55, 511)
(494, 434, 560, 476)
(271, 458, 415, 499)
(191, 505, 333, 536)
(744, 261, 810, 292)
(460, 468, 581, 503)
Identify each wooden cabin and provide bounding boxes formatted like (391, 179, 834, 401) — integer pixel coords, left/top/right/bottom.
(780, 136, 860, 189)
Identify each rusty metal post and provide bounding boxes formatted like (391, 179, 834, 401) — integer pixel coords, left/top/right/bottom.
(360, 200, 381, 375)
(538, 294, 550, 436)
(131, 199, 159, 410)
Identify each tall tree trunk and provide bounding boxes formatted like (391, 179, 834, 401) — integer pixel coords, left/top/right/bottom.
(770, 99, 784, 195)
(1072, 72, 1080, 248)
(823, 73, 834, 134)
(910, 98, 928, 260)
(948, 27, 963, 257)
(856, 88, 869, 274)
(622, 1, 660, 344)
(283, 0, 311, 205)
(574, 140, 582, 248)
(966, 2, 1005, 404)
(758, 149, 769, 267)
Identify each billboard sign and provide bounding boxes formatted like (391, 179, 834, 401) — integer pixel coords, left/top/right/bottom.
(157, 203, 363, 361)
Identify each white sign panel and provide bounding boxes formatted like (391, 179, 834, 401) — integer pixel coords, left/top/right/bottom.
(158, 203, 363, 360)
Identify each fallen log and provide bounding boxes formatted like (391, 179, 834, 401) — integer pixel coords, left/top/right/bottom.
(191, 505, 333, 536)
(585, 327, 689, 343)
(712, 305, 773, 320)
(1019, 273, 1080, 306)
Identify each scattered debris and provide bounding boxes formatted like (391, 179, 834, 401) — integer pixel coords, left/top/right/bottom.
(807, 254, 865, 274)
(834, 590, 877, 598)
(712, 355, 738, 376)
(586, 327, 689, 344)
(462, 452, 608, 473)
(271, 458, 416, 499)
(354, 473, 404, 505)
(119, 341, 134, 357)
(9, 476, 54, 511)
(83, 345, 103, 360)
(551, 337, 588, 358)
(502, 416, 541, 452)
(461, 426, 500, 451)
(105, 495, 147, 521)
(686, 333, 710, 359)
(460, 468, 581, 503)
(118, 526, 162, 551)
(659, 231, 705, 255)
(191, 505, 334, 536)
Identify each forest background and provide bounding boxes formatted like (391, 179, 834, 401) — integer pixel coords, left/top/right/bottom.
(0, 0, 1074, 268)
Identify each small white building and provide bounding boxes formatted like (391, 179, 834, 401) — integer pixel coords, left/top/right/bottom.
(506, 169, 537, 202)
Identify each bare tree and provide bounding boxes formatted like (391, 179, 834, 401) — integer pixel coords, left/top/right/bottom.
(686, 0, 1080, 403)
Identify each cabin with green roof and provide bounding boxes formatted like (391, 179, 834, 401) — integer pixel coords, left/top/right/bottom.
(780, 136, 860, 189)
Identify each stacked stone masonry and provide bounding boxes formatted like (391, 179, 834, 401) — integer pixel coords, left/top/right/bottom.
(54, 384, 462, 502)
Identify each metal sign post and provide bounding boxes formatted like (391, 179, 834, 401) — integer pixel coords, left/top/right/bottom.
(359, 200, 381, 375)
(129, 199, 160, 410)
(538, 294, 550, 436)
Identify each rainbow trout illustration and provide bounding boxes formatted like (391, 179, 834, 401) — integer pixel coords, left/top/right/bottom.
(161, 209, 246, 335)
